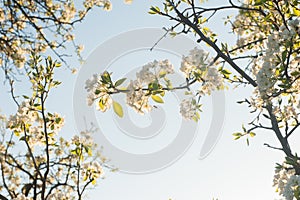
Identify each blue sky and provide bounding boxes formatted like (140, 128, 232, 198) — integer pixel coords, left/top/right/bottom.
(0, 0, 296, 199)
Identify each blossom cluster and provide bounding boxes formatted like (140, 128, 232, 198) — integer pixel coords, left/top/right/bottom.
(232, 1, 300, 129)
(127, 60, 174, 113)
(0, 56, 106, 199)
(86, 71, 115, 112)
(273, 162, 300, 200)
(86, 59, 176, 114)
(233, 2, 300, 96)
(180, 47, 224, 95)
(0, 0, 112, 72)
(6, 100, 65, 148)
(86, 47, 225, 120)
(0, 126, 105, 199)
(2, 104, 106, 198)
(179, 97, 201, 121)
(255, 19, 300, 98)
(230, 2, 300, 198)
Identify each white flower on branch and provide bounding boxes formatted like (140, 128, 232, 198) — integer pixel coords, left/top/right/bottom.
(136, 59, 174, 85)
(179, 97, 201, 121)
(126, 80, 152, 114)
(180, 47, 209, 77)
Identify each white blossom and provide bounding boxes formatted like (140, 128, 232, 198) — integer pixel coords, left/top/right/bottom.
(273, 162, 297, 197)
(283, 175, 300, 200)
(126, 80, 152, 114)
(136, 59, 174, 85)
(180, 47, 209, 77)
(180, 98, 199, 120)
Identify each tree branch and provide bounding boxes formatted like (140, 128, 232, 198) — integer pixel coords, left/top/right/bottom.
(168, 1, 258, 87)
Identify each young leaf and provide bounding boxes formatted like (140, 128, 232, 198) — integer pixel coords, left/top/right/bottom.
(293, 7, 300, 16)
(14, 131, 20, 137)
(249, 132, 256, 137)
(55, 62, 62, 68)
(151, 95, 164, 103)
(242, 124, 246, 132)
(101, 71, 112, 84)
(83, 175, 88, 181)
(115, 78, 126, 87)
(35, 105, 43, 111)
(149, 6, 160, 14)
(254, 0, 267, 6)
(113, 101, 124, 118)
(98, 100, 105, 111)
(233, 132, 242, 140)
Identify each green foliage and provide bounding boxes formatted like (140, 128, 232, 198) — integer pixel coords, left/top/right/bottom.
(233, 125, 256, 146)
(115, 78, 127, 87)
(113, 101, 124, 118)
(151, 95, 164, 103)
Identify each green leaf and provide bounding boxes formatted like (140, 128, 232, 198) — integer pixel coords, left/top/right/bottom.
(19, 136, 26, 141)
(169, 31, 177, 37)
(115, 78, 126, 87)
(70, 149, 77, 155)
(233, 132, 242, 137)
(285, 156, 298, 166)
(242, 124, 246, 132)
(234, 136, 241, 140)
(293, 7, 300, 16)
(149, 82, 160, 90)
(282, 50, 287, 62)
(83, 175, 88, 181)
(151, 95, 164, 103)
(291, 71, 300, 76)
(52, 81, 62, 87)
(160, 90, 165, 97)
(98, 100, 105, 110)
(159, 70, 167, 78)
(233, 132, 242, 140)
(254, 0, 267, 5)
(113, 101, 124, 118)
(14, 131, 20, 137)
(84, 146, 90, 154)
(246, 138, 249, 146)
(149, 6, 160, 14)
(35, 105, 43, 111)
(55, 62, 62, 68)
(101, 71, 112, 84)
(294, 187, 300, 200)
(95, 89, 101, 95)
(87, 148, 92, 156)
(191, 111, 201, 122)
(221, 68, 231, 78)
(249, 132, 256, 137)
(278, 84, 291, 89)
(55, 117, 61, 124)
(221, 43, 228, 52)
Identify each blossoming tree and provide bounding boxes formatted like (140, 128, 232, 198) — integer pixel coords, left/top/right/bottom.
(0, 0, 111, 77)
(86, 0, 300, 199)
(0, 0, 115, 199)
(1, 55, 106, 200)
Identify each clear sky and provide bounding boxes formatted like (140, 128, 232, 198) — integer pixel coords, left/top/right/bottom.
(1, 0, 297, 199)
